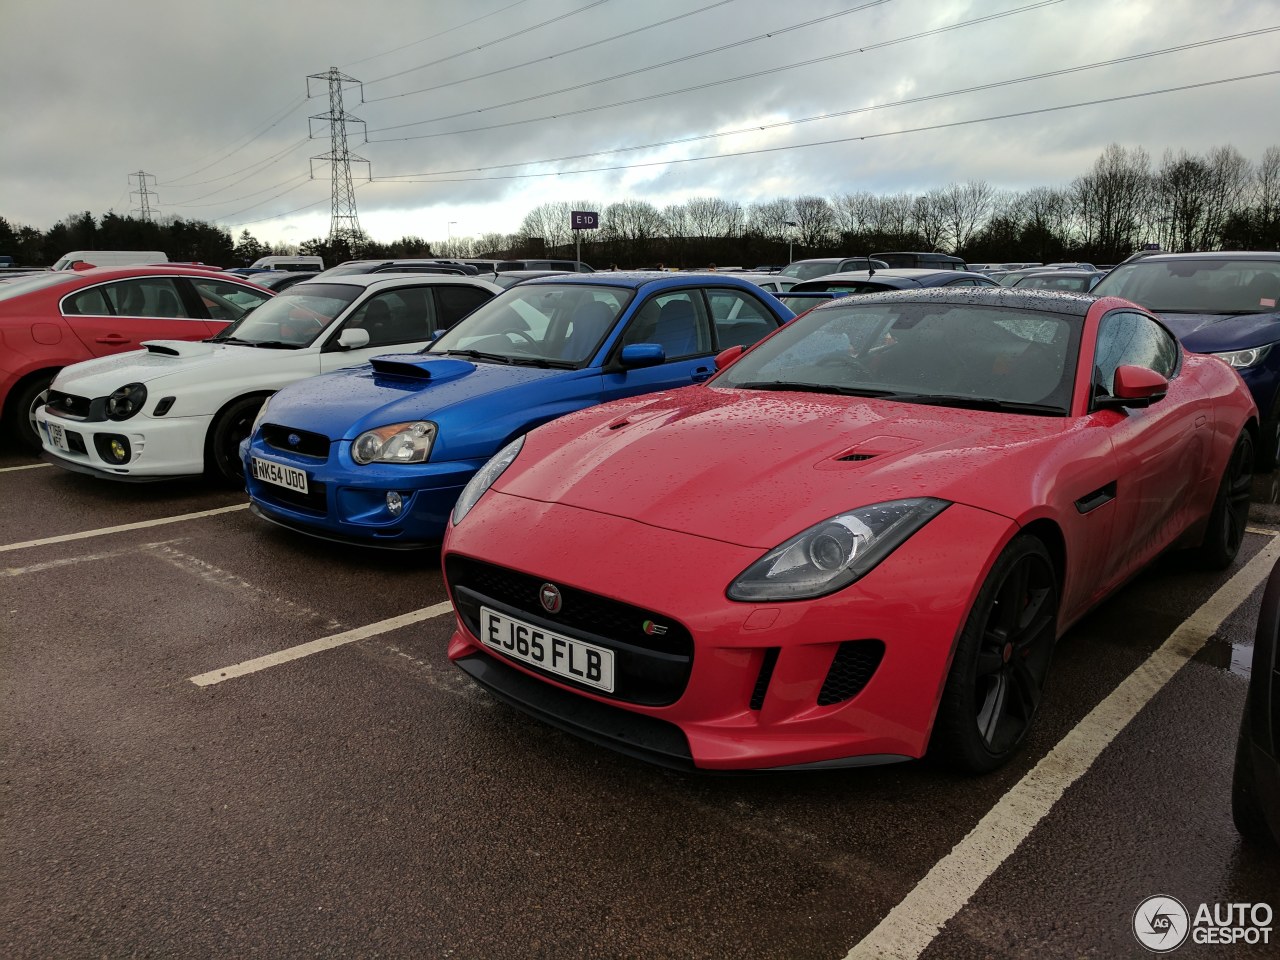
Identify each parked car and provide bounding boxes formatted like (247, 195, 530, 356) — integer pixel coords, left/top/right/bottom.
(50, 250, 169, 271)
(871, 251, 968, 270)
(1233, 554, 1280, 849)
(777, 258, 890, 282)
(441, 287, 1256, 772)
(249, 255, 324, 272)
(34, 274, 501, 481)
(2, 266, 274, 450)
(1091, 252, 1280, 467)
(242, 273, 796, 547)
(466, 259, 595, 274)
(489, 270, 573, 289)
(733, 272, 797, 294)
(1010, 270, 1106, 293)
(789, 268, 1000, 294)
(251, 271, 320, 292)
(315, 259, 478, 279)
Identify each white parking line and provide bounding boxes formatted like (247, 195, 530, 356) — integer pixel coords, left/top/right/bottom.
(0, 462, 51, 473)
(844, 535, 1280, 960)
(189, 601, 455, 687)
(0, 504, 249, 554)
(1, 539, 188, 577)
(1246, 525, 1278, 536)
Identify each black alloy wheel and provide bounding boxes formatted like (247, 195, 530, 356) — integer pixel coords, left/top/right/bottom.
(207, 395, 267, 484)
(1195, 431, 1254, 570)
(7, 373, 54, 452)
(932, 535, 1059, 773)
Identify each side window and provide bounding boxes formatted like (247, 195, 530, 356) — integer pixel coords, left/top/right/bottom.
(708, 288, 780, 349)
(63, 286, 112, 316)
(1092, 311, 1179, 398)
(190, 277, 271, 322)
(435, 284, 495, 330)
(67, 278, 191, 318)
(345, 289, 436, 348)
(946, 278, 978, 287)
(620, 291, 711, 359)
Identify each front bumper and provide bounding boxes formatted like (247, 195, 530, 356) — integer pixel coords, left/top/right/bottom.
(444, 491, 1015, 771)
(243, 436, 484, 548)
(35, 407, 210, 479)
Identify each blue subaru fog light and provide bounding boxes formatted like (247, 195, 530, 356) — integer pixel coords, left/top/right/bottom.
(386, 491, 404, 516)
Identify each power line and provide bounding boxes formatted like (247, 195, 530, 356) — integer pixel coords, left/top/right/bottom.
(161, 137, 311, 192)
(374, 26, 1280, 180)
(167, 172, 313, 210)
(364, 0, 738, 104)
(217, 178, 327, 225)
(363, 70, 1280, 185)
(342, 0, 529, 69)
(367, 0, 1057, 140)
(221, 181, 362, 229)
(160, 95, 308, 185)
(362, 0, 611, 87)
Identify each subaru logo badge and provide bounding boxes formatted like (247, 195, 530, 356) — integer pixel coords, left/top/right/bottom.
(288, 433, 301, 446)
(539, 583, 563, 614)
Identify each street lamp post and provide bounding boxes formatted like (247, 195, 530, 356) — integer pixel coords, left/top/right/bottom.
(448, 221, 458, 253)
(784, 220, 798, 265)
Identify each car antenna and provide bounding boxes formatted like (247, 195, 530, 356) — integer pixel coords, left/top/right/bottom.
(866, 251, 875, 277)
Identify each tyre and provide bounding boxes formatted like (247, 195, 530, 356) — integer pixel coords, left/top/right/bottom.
(1194, 431, 1254, 570)
(930, 535, 1059, 774)
(5, 372, 54, 452)
(205, 395, 267, 485)
(1230, 701, 1275, 849)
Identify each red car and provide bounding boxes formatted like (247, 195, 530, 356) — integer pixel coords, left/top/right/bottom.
(442, 288, 1257, 773)
(1, 266, 273, 449)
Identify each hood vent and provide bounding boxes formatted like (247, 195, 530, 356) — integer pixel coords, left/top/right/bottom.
(370, 358, 433, 380)
(144, 343, 181, 356)
(836, 452, 876, 462)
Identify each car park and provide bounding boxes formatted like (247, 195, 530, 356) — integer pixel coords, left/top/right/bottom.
(789, 268, 1000, 294)
(34, 274, 501, 482)
(1010, 269, 1106, 293)
(1091, 251, 1280, 467)
(242, 272, 795, 547)
(1, 266, 274, 450)
(776, 257, 889, 282)
(442, 286, 1256, 772)
(1233, 554, 1280, 850)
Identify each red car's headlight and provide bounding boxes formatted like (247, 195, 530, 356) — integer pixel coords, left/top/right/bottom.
(451, 435, 525, 526)
(727, 498, 950, 601)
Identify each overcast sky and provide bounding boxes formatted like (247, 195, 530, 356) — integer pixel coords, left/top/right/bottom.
(2, 0, 1277, 247)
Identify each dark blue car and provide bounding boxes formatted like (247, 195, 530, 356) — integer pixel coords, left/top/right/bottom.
(241, 272, 795, 547)
(1091, 252, 1280, 467)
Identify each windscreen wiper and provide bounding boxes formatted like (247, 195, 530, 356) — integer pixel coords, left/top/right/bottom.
(735, 381, 898, 397)
(888, 393, 1063, 414)
(441, 349, 514, 364)
(505, 355, 576, 369)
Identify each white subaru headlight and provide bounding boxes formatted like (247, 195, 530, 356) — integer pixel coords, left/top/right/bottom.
(728, 498, 950, 601)
(451, 435, 525, 526)
(1211, 344, 1273, 369)
(351, 421, 437, 464)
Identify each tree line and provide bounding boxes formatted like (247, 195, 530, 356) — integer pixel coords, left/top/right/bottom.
(4, 143, 1277, 270)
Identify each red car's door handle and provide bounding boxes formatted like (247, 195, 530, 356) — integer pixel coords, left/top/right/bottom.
(691, 366, 713, 382)
(95, 335, 130, 345)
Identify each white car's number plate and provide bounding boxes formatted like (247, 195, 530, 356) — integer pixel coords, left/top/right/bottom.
(47, 421, 69, 452)
(251, 456, 309, 494)
(480, 606, 614, 693)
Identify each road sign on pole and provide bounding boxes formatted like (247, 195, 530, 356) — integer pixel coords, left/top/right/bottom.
(571, 210, 599, 265)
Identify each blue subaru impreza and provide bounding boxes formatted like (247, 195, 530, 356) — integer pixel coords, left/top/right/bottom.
(241, 272, 794, 547)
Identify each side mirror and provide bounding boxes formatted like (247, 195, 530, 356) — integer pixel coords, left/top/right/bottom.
(336, 328, 371, 350)
(1100, 365, 1168, 408)
(619, 343, 665, 369)
(714, 344, 746, 370)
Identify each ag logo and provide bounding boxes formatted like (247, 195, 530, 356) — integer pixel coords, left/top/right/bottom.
(1133, 895, 1190, 953)
(539, 583, 562, 614)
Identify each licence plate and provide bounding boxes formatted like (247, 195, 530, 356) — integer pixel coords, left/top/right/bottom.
(47, 421, 69, 452)
(251, 456, 309, 494)
(480, 606, 615, 693)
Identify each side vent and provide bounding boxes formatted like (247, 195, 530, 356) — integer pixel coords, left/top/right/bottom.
(817, 640, 885, 706)
(836, 452, 876, 462)
(749, 648, 780, 710)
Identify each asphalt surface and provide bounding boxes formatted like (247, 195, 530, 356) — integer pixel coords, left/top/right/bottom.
(2, 446, 1277, 959)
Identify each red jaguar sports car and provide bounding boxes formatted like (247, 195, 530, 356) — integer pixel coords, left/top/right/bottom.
(443, 287, 1257, 773)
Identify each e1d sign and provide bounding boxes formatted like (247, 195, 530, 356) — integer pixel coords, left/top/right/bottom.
(571, 210, 599, 231)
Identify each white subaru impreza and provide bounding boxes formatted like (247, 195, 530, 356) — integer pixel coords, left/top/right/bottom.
(35, 273, 501, 482)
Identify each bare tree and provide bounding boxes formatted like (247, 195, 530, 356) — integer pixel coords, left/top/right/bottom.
(1071, 144, 1151, 261)
(746, 198, 792, 240)
(790, 195, 836, 248)
(911, 191, 950, 250)
(685, 197, 744, 238)
(936, 180, 995, 252)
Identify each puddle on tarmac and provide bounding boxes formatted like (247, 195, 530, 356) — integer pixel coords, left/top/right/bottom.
(1196, 635, 1254, 678)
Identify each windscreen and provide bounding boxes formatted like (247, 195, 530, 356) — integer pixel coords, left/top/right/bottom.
(715, 300, 1081, 414)
(430, 283, 630, 366)
(1092, 258, 1280, 314)
(207, 283, 361, 348)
